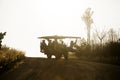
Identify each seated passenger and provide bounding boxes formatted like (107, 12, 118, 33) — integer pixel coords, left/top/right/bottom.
(40, 40, 47, 53)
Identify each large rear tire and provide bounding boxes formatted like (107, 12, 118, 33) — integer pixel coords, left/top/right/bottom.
(63, 53, 68, 60)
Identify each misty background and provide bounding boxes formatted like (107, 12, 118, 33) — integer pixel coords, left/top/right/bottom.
(0, 0, 120, 57)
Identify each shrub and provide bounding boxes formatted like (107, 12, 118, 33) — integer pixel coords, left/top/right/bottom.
(75, 41, 120, 65)
(0, 45, 25, 70)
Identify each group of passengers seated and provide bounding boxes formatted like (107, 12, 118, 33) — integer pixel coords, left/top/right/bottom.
(40, 39, 77, 54)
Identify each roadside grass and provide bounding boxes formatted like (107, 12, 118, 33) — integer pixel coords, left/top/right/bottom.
(75, 41, 120, 65)
(0, 45, 25, 74)
(77, 55, 120, 65)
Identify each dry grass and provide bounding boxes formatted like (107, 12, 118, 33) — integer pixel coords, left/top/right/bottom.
(0, 45, 25, 72)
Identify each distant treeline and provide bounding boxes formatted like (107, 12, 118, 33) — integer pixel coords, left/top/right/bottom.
(75, 28, 120, 65)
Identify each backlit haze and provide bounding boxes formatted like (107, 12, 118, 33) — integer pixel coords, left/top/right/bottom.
(0, 0, 120, 57)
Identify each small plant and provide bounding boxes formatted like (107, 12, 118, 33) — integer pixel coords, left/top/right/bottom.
(0, 32, 6, 49)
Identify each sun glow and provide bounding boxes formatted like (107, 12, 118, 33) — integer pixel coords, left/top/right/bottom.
(1, 0, 120, 57)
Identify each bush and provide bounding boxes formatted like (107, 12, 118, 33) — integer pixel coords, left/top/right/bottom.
(75, 41, 120, 65)
(0, 45, 25, 71)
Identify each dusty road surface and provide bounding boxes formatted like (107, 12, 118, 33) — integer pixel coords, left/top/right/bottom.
(0, 57, 120, 80)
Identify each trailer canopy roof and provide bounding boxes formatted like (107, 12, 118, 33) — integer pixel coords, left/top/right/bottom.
(38, 35, 81, 39)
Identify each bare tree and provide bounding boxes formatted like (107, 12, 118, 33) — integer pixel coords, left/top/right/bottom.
(96, 30, 106, 45)
(108, 28, 117, 42)
(82, 8, 93, 44)
(117, 28, 120, 42)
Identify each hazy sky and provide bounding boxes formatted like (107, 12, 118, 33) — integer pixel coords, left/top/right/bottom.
(0, 0, 120, 57)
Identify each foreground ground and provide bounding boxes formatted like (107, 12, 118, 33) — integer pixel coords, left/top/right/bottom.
(0, 57, 120, 80)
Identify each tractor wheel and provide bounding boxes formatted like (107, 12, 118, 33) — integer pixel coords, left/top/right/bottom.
(55, 54, 62, 60)
(47, 54, 52, 59)
(63, 53, 68, 60)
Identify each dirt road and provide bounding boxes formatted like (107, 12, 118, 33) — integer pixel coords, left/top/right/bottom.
(0, 57, 120, 80)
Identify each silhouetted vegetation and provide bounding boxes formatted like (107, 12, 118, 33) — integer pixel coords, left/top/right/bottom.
(0, 45, 25, 74)
(75, 28, 120, 65)
(0, 32, 6, 49)
(0, 32, 25, 74)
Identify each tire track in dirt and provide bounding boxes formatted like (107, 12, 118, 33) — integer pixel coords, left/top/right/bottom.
(0, 58, 120, 80)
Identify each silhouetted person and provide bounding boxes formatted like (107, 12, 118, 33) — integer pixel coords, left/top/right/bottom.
(60, 40, 68, 59)
(70, 40, 77, 48)
(40, 40, 47, 53)
(70, 41, 74, 48)
(47, 39, 50, 45)
(53, 39, 59, 50)
(69, 39, 77, 51)
(47, 39, 54, 54)
(52, 39, 62, 59)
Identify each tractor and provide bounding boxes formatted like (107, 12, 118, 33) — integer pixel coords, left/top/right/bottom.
(38, 35, 80, 59)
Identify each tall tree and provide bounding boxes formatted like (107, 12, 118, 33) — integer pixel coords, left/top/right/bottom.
(82, 8, 93, 44)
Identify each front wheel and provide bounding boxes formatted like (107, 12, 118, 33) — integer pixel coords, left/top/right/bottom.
(55, 54, 62, 60)
(47, 54, 52, 59)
